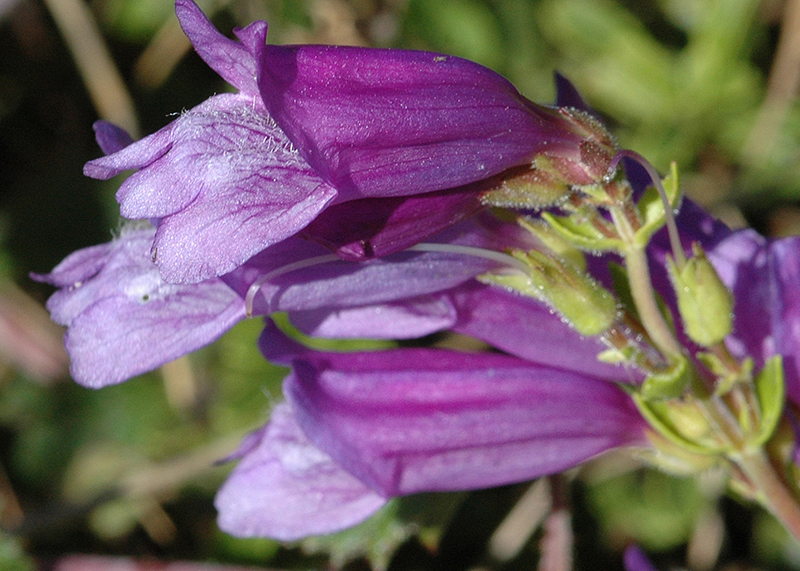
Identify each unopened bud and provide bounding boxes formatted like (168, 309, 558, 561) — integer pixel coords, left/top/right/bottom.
(482, 249, 617, 337)
(668, 243, 733, 347)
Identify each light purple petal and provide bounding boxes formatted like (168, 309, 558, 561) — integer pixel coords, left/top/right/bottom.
(705, 230, 773, 366)
(102, 92, 336, 283)
(288, 294, 457, 339)
(215, 403, 386, 540)
(175, 0, 258, 94)
(271, 339, 646, 497)
(34, 227, 245, 387)
(92, 121, 135, 155)
(238, 24, 584, 199)
(225, 216, 530, 314)
(84, 125, 174, 180)
(450, 282, 634, 382)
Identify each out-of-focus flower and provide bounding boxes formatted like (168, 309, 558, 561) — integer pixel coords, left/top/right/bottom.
(623, 545, 660, 571)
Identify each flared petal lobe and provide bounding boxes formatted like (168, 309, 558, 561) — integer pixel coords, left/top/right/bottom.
(175, 0, 259, 94)
(87, 93, 338, 284)
(215, 403, 387, 540)
(32, 227, 245, 388)
(262, 333, 647, 497)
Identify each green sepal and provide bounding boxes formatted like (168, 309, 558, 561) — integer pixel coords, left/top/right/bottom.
(518, 217, 587, 271)
(667, 244, 734, 347)
(699, 353, 753, 396)
(633, 392, 731, 455)
(633, 162, 681, 248)
(641, 355, 691, 400)
(748, 355, 785, 449)
(597, 346, 636, 364)
(479, 248, 618, 337)
(541, 210, 624, 252)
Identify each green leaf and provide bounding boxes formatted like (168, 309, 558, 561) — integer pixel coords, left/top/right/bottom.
(300, 494, 463, 570)
(585, 469, 705, 551)
(749, 356, 785, 449)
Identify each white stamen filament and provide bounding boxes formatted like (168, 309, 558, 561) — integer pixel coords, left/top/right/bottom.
(244, 243, 529, 317)
(245, 254, 340, 317)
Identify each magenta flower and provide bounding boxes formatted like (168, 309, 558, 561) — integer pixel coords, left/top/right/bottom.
(212, 201, 800, 540)
(83, 0, 612, 284)
(32, 214, 527, 387)
(34, 0, 800, 550)
(215, 319, 648, 540)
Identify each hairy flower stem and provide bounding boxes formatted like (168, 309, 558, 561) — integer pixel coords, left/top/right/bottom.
(609, 150, 686, 269)
(623, 244, 683, 359)
(694, 385, 800, 542)
(735, 449, 800, 542)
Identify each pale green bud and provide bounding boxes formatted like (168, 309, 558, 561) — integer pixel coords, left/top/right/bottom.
(481, 249, 618, 337)
(668, 243, 733, 347)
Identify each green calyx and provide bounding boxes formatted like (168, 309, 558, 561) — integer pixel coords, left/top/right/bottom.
(668, 243, 734, 347)
(633, 356, 785, 465)
(480, 248, 618, 337)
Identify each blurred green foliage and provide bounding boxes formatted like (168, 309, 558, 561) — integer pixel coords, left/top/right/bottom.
(0, 0, 798, 569)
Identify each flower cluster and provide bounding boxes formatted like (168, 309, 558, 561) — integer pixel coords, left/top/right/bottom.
(35, 0, 800, 552)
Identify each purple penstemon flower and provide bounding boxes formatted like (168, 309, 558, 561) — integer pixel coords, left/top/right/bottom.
(32, 213, 524, 388)
(211, 202, 800, 540)
(34, 0, 800, 553)
(82, 0, 616, 284)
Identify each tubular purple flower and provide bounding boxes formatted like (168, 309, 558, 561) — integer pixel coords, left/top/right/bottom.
(241, 31, 595, 199)
(213, 321, 647, 539)
(34, 216, 527, 387)
(82, 0, 613, 283)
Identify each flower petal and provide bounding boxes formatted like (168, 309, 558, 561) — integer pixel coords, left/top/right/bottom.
(101, 93, 336, 283)
(300, 186, 483, 260)
(238, 25, 583, 199)
(34, 227, 245, 387)
(225, 216, 525, 314)
(288, 294, 458, 339)
(92, 120, 134, 155)
(770, 236, 800, 404)
(450, 282, 634, 382)
(705, 230, 773, 366)
(215, 403, 386, 540)
(175, 0, 259, 94)
(267, 334, 646, 497)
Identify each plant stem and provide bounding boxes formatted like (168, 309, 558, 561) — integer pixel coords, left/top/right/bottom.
(624, 244, 682, 358)
(735, 449, 800, 543)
